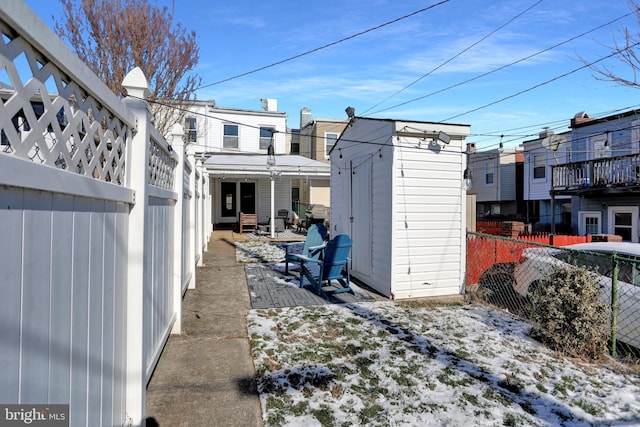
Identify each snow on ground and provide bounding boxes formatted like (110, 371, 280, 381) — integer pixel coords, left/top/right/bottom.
(236, 240, 301, 263)
(247, 301, 640, 427)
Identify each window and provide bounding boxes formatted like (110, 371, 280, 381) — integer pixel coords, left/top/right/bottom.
(185, 117, 197, 143)
(325, 132, 338, 158)
(223, 124, 239, 149)
(590, 134, 609, 160)
(608, 206, 638, 242)
(565, 146, 572, 163)
(633, 119, 640, 153)
(579, 211, 601, 236)
(533, 153, 545, 179)
(291, 142, 300, 155)
(484, 162, 494, 185)
(259, 126, 274, 150)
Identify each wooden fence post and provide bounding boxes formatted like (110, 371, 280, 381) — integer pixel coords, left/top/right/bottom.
(122, 67, 152, 426)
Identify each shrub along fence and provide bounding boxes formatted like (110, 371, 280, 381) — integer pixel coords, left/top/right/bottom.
(468, 232, 640, 360)
(0, 3, 209, 425)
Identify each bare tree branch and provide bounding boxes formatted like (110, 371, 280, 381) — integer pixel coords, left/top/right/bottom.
(583, 0, 640, 90)
(54, 0, 201, 136)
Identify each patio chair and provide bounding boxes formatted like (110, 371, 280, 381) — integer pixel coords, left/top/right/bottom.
(257, 217, 286, 235)
(283, 223, 327, 274)
(294, 234, 354, 299)
(277, 209, 290, 228)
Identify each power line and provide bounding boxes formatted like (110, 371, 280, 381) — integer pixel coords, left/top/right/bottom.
(439, 41, 640, 123)
(191, 1, 450, 92)
(148, 93, 640, 162)
(361, 0, 544, 116)
(470, 103, 640, 148)
(366, 12, 633, 117)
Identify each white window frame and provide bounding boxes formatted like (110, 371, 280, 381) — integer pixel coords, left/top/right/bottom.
(223, 123, 239, 150)
(590, 133, 609, 160)
(185, 117, 197, 143)
(564, 146, 572, 163)
(484, 161, 494, 185)
(324, 132, 338, 159)
(579, 211, 601, 236)
(608, 206, 639, 243)
(259, 126, 274, 151)
(532, 153, 546, 180)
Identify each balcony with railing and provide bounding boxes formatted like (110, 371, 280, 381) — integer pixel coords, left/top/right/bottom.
(551, 153, 640, 195)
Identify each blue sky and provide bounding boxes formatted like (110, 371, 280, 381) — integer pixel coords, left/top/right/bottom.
(24, 0, 640, 149)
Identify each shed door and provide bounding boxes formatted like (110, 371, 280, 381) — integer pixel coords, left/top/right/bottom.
(351, 157, 372, 276)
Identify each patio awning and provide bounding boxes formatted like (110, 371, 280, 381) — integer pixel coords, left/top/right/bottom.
(203, 153, 330, 178)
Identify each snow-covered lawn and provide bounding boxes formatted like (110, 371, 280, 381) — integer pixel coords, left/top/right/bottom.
(247, 301, 640, 426)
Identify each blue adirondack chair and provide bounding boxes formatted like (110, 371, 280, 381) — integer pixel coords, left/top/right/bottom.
(282, 223, 327, 274)
(295, 234, 353, 299)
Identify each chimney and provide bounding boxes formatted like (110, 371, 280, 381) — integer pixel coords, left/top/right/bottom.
(570, 111, 592, 127)
(539, 127, 554, 139)
(300, 107, 312, 128)
(466, 142, 476, 153)
(260, 98, 278, 112)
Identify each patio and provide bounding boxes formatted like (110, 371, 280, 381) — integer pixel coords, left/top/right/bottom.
(235, 236, 381, 309)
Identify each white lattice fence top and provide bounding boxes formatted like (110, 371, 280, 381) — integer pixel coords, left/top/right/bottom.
(149, 134, 177, 190)
(0, 17, 132, 185)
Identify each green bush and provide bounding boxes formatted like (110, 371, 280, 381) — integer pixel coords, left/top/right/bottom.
(528, 264, 609, 359)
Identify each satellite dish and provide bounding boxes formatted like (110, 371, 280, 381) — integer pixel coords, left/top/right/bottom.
(541, 134, 566, 152)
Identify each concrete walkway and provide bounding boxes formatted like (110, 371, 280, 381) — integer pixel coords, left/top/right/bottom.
(146, 231, 263, 427)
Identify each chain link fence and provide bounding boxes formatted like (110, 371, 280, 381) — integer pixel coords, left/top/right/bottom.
(467, 232, 640, 361)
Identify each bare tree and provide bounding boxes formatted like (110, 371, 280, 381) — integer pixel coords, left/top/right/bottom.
(585, 0, 640, 89)
(54, 0, 201, 136)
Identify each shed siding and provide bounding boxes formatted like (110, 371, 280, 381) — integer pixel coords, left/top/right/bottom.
(332, 118, 468, 299)
(392, 138, 465, 299)
(331, 120, 394, 294)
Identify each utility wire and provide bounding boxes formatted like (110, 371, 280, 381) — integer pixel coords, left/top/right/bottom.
(366, 12, 632, 117)
(191, 1, 450, 91)
(361, 0, 544, 115)
(439, 41, 640, 123)
(147, 93, 640, 160)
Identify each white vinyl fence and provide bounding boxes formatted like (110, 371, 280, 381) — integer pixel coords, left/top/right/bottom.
(0, 2, 209, 426)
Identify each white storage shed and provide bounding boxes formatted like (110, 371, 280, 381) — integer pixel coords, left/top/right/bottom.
(330, 117, 471, 299)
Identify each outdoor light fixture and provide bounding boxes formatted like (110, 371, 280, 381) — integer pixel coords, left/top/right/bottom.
(463, 168, 472, 189)
(436, 131, 451, 145)
(345, 106, 355, 119)
(498, 142, 504, 153)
